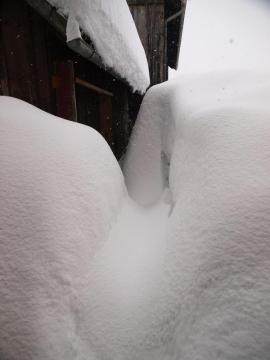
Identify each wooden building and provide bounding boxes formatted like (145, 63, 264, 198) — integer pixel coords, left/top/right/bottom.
(0, 0, 186, 159)
(128, 0, 186, 84)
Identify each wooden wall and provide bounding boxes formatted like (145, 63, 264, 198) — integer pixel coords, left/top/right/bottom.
(0, 0, 135, 159)
(0, 0, 52, 112)
(128, 0, 166, 85)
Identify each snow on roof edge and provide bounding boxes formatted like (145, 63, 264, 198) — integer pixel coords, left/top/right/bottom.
(47, 0, 150, 93)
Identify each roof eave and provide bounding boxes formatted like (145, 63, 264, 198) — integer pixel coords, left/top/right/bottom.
(165, 0, 187, 70)
(24, 0, 132, 89)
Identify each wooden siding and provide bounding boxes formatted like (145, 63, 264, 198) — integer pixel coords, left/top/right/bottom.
(128, 0, 186, 79)
(0, 0, 52, 111)
(128, 1, 166, 85)
(55, 61, 77, 122)
(0, 0, 141, 158)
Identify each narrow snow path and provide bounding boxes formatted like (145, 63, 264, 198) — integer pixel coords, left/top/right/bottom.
(92, 199, 170, 306)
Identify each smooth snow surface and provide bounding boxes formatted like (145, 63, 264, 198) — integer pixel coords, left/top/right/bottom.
(47, 0, 150, 93)
(123, 70, 270, 359)
(0, 97, 125, 359)
(1, 70, 270, 359)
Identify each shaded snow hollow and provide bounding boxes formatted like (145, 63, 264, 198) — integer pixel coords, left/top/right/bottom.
(47, 0, 150, 93)
(1, 69, 270, 359)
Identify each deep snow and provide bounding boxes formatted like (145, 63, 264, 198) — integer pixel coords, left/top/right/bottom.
(123, 70, 270, 359)
(0, 97, 125, 359)
(47, 0, 150, 93)
(1, 69, 270, 359)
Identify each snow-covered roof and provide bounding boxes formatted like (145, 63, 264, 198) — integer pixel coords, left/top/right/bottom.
(46, 0, 150, 93)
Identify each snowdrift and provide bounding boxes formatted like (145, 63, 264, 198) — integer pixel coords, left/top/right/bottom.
(122, 70, 270, 359)
(1, 69, 270, 360)
(0, 96, 125, 359)
(47, 0, 150, 93)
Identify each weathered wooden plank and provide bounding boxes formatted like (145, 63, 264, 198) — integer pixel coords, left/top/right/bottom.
(99, 94, 114, 150)
(75, 85, 100, 131)
(30, 9, 52, 112)
(75, 77, 114, 97)
(24, 0, 66, 40)
(148, 3, 165, 84)
(56, 61, 77, 122)
(1, 0, 38, 104)
(0, 1, 9, 95)
(129, 3, 166, 84)
(112, 84, 131, 158)
(0, 55, 9, 95)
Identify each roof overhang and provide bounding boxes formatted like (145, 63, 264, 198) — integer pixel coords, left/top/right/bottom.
(24, 0, 130, 87)
(165, 0, 187, 69)
(126, 0, 187, 70)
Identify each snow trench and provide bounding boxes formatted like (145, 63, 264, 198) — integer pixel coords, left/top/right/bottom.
(1, 69, 270, 359)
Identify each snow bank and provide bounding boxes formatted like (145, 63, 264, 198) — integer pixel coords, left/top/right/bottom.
(47, 0, 150, 93)
(2, 71, 270, 359)
(124, 70, 270, 203)
(0, 97, 125, 359)
(121, 70, 270, 358)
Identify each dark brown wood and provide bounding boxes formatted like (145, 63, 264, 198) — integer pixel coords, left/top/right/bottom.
(99, 94, 114, 149)
(112, 82, 141, 160)
(76, 85, 100, 131)
(1, 0, 178, 159)
(75, 77, 113, 97)
(129, 2, 166, 85)
(0, 1, 9, 95)
(129, 0, 186, 81)
(24, 0, 66, 39)
(1, 0, 38, 104)
(31, 10, 52, 112)
(0, 0, 52, 109)
(56, 61, 77, 122)
(0, 55, 9, 95)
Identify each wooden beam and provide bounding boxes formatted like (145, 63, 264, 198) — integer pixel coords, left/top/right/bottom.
(166, 9, 184, 23)
(24, 0, 133, 90)
(75, 77, 114, 97)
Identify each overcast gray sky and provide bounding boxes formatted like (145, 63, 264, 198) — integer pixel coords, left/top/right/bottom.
(175, 0, 270, 75)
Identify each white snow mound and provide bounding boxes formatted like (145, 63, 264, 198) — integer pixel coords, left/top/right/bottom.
(47, 0, 150, 93)
(2, 69, 270, 360)
(122, 70, 270, 359)
(0, 96, 125, 359)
